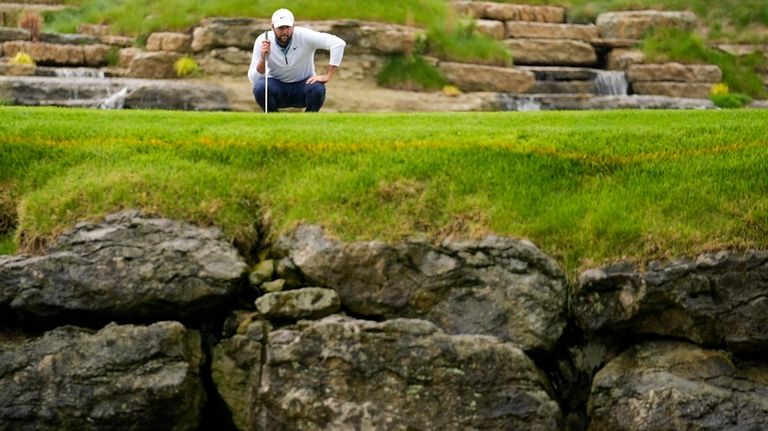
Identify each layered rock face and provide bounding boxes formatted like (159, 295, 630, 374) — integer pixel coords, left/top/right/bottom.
(0, 210, 247, 324)
(2, 212, 768, 430)
(272, 225, 567, 352)
(214, 316, 561, 430)
(573, 250, 768, 354)
(588, 341, 768, 430)
(0, 321, 206, 430)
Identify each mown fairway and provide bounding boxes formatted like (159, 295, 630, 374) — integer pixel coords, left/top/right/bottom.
(1, 107, 766, 275)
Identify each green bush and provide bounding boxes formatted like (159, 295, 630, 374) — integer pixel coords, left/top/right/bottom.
(710, 93, 752, 108)
(105, 46, 120, 67)
(377, 55, 448, 92)
(643, 28, 767, 99)
(426, 17, 511, 66)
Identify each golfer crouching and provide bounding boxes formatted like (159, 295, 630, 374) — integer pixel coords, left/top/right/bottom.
(248, 8, 346, 113)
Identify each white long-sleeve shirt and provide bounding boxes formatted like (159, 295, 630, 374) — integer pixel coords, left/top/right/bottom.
(247, 26, 346, 84)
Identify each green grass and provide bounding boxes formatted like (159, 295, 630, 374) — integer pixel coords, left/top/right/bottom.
(48, 0, 448, 35)
(49, 0, 768, 39)
(377, 55, 448, 92)
(2, 107, 767, 277)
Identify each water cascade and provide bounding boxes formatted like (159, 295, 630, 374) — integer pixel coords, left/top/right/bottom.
(52, 67, 107, 79)
(99, 87, 129, 109)
(592, 71, 629, 96)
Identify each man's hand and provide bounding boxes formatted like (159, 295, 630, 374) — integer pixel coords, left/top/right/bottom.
(306, 75, 330, 84)
(306, 65, 338, 84)
(260, 40, 271, 60)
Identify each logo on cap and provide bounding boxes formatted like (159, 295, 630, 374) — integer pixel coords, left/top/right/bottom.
(271, 8, 294, 27)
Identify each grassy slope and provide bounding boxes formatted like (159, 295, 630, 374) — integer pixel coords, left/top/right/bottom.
(1, 107, 767, 276)
(49, 0, 768, 43)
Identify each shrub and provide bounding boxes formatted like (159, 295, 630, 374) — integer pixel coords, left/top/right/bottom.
(105, 46, 121, 67)
(173, 56, 200, 78)
(377, 55, 448, 92)
(426, 13, 511, 66)
(10, 52, 35, 66)
(643, 28, 767, 99)
(19, 11, 43, 42)
(709, 86, 752, 108)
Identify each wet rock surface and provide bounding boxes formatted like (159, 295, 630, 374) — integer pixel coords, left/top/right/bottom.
(273, 225, 568, 352)
(588, 340, 768, 431)
(1, 213, 767, 430)
(0, 321, 206, 431)
(214, 315, 562, 431)
(0, 210, 247, 325)
(573, 250, 768, 354)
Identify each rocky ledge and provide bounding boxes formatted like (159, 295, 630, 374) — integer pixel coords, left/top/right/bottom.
(1, 211, 766, 430)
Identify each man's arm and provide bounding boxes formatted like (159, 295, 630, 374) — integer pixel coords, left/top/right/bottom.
(304, 29, 346, 84)
(306, 65, 338, 84)
(247, 34, 268, 84)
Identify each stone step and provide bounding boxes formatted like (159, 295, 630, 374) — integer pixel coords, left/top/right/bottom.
(627, 63, 722, 83)
(596, 10, 698, 39)
(631, 82, 714, 98)
(504, 38, 597, 66)
(452, 1, 565, 23)
(505, 21, 598, 42)
(495, 93, 715, 111)
(438, 61, 535, 92)
(0, 75, 231, 110)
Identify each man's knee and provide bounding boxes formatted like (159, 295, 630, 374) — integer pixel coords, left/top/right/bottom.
(305, 83, 326, 111)
(253, 79, 264, 96)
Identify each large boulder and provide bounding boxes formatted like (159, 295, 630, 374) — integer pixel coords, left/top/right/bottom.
(0, 210, 246, 324)
(627, 62, 722, 83)
(439, 61, 536, 92)
(127, 51, 182, 79)
(573, 250, 768, 354)
(588, 340, 768, 430)
(504, 39, 597, 66)
(473, 19, 506, 39)
(2, 41, 84, 66)
(505, 22, 599, 41)
(146, 32, 192, 53)
(273, 225, 567, 352)
(211, 321, 267, 430)
(0, 321, 206, 430)
(0, 76, 231, 111)
(630, 81, 714, 98)
(596, 11, 698, 39)
(606, 48, 646, 70)
(191, 17, 265, 52)
(328, 21, 418, 55)
(124, 80, 231, 111)
(454, 2, 565, 23)
(213, 315, 562, 430)
(196, 47, 251, 76)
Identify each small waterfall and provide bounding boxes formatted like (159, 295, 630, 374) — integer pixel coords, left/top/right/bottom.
(100, 87, 128, 110)
(497, 94, 543, 112)
(515, 96, 542, 112)
(53, 67, 106, 79)
(593, 71, 628, 96)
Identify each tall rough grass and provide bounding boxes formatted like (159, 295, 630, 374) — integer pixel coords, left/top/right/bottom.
(2, 107, 767, 276)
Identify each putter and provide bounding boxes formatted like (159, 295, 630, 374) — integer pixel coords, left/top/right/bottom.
(263, 30, 270, 114)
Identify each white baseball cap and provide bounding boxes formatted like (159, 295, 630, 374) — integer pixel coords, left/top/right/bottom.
(271, 9, 294, 27)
